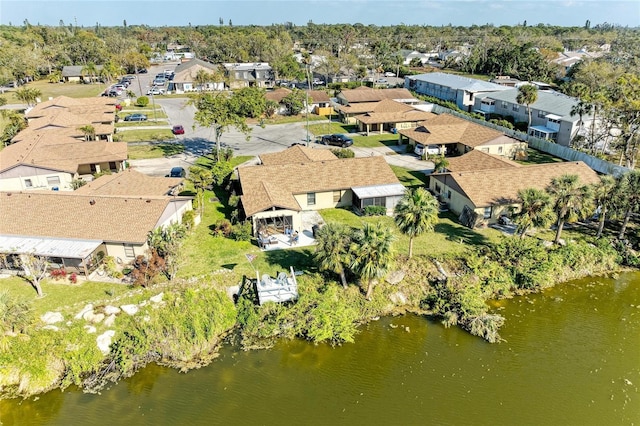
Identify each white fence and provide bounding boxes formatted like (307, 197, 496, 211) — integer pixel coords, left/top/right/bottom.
(430, 105, 630, 176)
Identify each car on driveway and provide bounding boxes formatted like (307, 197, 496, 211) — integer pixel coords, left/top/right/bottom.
(168, 167, 186, 178)
(123, 113, 147, 122)
(320, 134, 354, 148)
(414, 143, 444, 157)
(147, 88, 165, 95)
(172, 125, 185, 135)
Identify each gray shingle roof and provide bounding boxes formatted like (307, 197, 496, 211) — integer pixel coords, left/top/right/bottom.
(407, 72, 511, 93)
(480, 89, 580, 120)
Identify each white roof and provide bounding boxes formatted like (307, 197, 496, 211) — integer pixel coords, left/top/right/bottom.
(545, 114, 563, 120)
(352, 183, 406, 198)
(0, 235, 102, 259)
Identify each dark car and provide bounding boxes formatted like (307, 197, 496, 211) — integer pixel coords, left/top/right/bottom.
(168, 167, 186, 178)
(172, 125, 185, 135)
(123, 113, 147, 122)
(321, 134, 354, 148)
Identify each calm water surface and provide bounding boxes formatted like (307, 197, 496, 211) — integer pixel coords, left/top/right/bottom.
(2, 273, 639, 426)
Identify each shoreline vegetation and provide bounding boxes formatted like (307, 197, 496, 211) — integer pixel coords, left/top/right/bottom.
(0, 229, 624, 400)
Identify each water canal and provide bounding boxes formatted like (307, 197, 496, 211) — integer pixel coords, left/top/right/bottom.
(1, 273, 639, 425)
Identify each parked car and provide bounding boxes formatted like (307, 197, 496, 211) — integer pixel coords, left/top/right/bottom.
(321, 134, 354, 148)
(138, 68, 148, 74)
(153, 78, 166, 86)
(384, 72, 395, 77)
(312, 78, 324, 86)
(168, 167, 186, 178)
(147, 88, 165, 95)
(172, 125, 185, 135)
(123, 113, 147, 122)
(414, 143, 444, 157)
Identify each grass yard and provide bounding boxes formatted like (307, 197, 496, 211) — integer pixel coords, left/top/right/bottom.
(258, 114, 327, 126)
(2, 275, 133, 316)
(1, 79, 105, 103)
(515, 148, 565, 165)
(390, 165, 430, 188)
(353, 133, 400, 148)
(308, 122, 357, 137)
(319, 209, 505, 258)
(127, 143, 185, 159)
(115, 129, 175, 143)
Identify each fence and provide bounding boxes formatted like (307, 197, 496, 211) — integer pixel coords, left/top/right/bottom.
(430, 105, 630, 176)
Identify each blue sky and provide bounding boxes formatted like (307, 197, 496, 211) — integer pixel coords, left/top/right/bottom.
(1, 1, 638, 27)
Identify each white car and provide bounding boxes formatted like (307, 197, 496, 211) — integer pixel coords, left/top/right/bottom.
(147, 88, 165, 95)
(414, 144, 445, 157)
(384, 72, 395, 77)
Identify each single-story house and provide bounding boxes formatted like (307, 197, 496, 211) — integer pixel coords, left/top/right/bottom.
(0, 134, 128, 191)
(398, 113, 527, 158)
(473, 88, 584, 146)
(264, 88, 331, 116)
(223, 62, 274, 89)
(405, 72, 511, 112)
(335, 87, 420, 124)
(429, 161, 600, 228)
(398, 49, 439, 66)
(353, 99, 435, 135)
(168, 58, 224, 93)
(238, 146, 405, 235)
(74, 168, 186, 197)
(443, 149, 521, 173)
(61, 65, 104, 83)
(0, 191, 193, 275)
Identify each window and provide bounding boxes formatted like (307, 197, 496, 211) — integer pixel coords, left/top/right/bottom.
(501, 101, 508, 109)
(24, 179, 33, 188)
(307, 192, 316, 206)
(435, 184, 442, 193)
(537, 110, 547, 118)
(123, 244, 135, 258)
(512, 104, 519, 112)
(484, 206, 492, 219)
(109, 161, 117, 170)
(498, 146, 503, 154)
(46, 176, 60, 186)
(447, 190, 452, 199)
(333, 190, 342, 203)
(90, 164, 97, 173)
(362, 197, 385, 207)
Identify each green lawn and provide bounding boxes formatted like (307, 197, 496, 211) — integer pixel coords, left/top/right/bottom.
(115, 129, 175, 143)
(2, 275, 133, 316)
(127, 143, 185, 159)
(0, 79, 105, 104)
(390, 165, 430, 188)
(308, 122, 357, 137)
(320, 209, 505, 258)
(515, 148, 565, 165)
(352, 133, 401, 148)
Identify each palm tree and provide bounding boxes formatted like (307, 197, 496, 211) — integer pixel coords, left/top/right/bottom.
(187, 166, 213, 216)
(81, 62, 98, 84)
(314, 222, 353, 289)
(15, 87, 41, 107)
(614, 170, 640, 240)
(194, 69, 213, 92)
(394, 188, 439, 258)
(432, 155, 450, 173)
(516, 84, 538, 129)
(593, 175, 616, 238)
(350, 222, 395, 300)
(77, 124, 96, 141)
(570, 100, 593, 149)
(547, 174, 594, 244)
(514, 188, 554, 238)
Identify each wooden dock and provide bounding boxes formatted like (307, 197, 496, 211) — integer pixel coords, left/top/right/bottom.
(255, 266, 298, 305)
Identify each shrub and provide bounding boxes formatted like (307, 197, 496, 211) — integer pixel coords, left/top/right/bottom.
(131, 251, 165, 287)
(363, 205, 387, 216)
(135, 96, 149, 107)
(69, 272, 78, 284)
(514, 121, 529, 132)
(50, 268, 67, 280)
(212, 219, 232, 237)
(230, 221, 252, 241)
(330, 148, 355, 158)
(228, 195, 240, 208)
(489, 118, 515, 129)
(182, 210, 196, 229)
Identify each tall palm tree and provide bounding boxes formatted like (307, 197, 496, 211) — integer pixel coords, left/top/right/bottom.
(515, 188, 554, 238)
(614, 170, 640, 240)
(81, 62, 99, 84)
(570, 100, 593, 149)
(314, 222, 353, 289)
(15, 87, 41, 107)
(516, 84, 538, 129)
(547, 174, 594, 244)
(432, 155, 450, 173)
(394, 188, 439, 258)
(350, 222, 395, 300)
(593, 175, 617, 238)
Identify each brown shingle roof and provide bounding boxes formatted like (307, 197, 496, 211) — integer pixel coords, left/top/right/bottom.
(239, 155, 400, 216)
(440, 161, 600, 208)
(0, 191, 171, 244)
(0, 134, 128, 174)
(75, 169, 183, 196)
(442, 150, 520, 173)
(26, 96, 116, 121)
(265, 88, 292, 103)
(259, 145, 337, 166)
(339, 87, 415, 103)
(354, 100, 435, 124)
(306, 89, 330, 103)
(398, 113, 504, 147)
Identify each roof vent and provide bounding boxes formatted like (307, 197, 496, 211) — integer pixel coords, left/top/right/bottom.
(89, 199, 95, 205)
(146, 199, 151, 203)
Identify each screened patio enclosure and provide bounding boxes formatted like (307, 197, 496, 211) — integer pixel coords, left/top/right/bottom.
(351, 183, 406, 214)
(255, 214, 294, 237)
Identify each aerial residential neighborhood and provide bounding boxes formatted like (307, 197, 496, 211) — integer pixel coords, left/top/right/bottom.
(0, 8, 638, 423)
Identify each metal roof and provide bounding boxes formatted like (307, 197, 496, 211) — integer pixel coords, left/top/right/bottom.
(407, 72, 510, 93)
(352, 183, 406, 198)
(0, 235, 102, 259)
